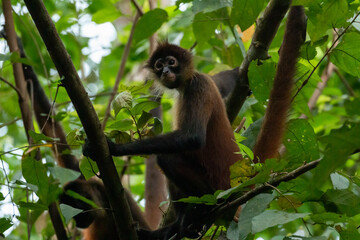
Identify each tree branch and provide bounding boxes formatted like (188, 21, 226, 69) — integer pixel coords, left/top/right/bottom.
(23, 0, 137, 239)
(226, 0, 292, 123)
(210, 159, 320, 222)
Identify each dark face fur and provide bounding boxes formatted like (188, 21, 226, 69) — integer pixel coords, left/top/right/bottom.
(148, 42, 194, 89)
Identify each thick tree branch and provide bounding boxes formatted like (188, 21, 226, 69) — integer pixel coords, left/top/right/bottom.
(2, 1, 68, 239)
(23, 0, 137, 239)
(226, 0, 292, 123)
(3, 0, 34, 143)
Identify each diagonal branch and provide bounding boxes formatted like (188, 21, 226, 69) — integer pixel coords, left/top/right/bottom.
(226, 0, 292, 123)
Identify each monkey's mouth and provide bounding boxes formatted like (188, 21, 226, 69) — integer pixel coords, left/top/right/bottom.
(161, 74, 179, 89)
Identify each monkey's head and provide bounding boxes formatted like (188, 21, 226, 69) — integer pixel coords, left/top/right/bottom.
(147, 42, 194, 89)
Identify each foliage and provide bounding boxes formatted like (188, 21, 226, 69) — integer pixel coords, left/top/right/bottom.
(0, 0, 360, 239)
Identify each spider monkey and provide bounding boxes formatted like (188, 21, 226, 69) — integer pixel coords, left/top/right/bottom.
(83, 42, 242, 239)
(76, 5, 306, 240)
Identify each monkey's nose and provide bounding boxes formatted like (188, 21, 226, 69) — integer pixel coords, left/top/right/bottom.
(163, 67, 170, 74)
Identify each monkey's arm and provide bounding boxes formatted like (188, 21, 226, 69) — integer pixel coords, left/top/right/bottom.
(106, 128, 206, 156)
(84, 95, 211, 158)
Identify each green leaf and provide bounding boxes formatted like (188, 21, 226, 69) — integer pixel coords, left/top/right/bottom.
(299, 41, 317, 60)
(307, 0, 349, 41)
(0, 218, 12, 234)
(128, 80, 154, 95)
(0, 192, 4, 201)
(49, 166, 81, 185)
(283, 119, 319, 165)
(54, 111, 68, 121)
(28, 130, 57, 142)
(331, 31, 360, 77)
(137, 111, 153, 129)
(60, 204, 83, 224)
(109, 130, 132, 144)
(330, 172, 350, 190)
(311, 212, 348, 225)
(227, 193, 275, 240)
(339, 227, 360, 240)
(193, 11, 221, 44)
(241, 117, 263, 149)
(251, 210, 309, 233)
(314, 122, 360, 185)
(66, 129, 80, 147)
(324, 189, 360, 216)
(151, 118, 163, 135)
(230, 158, 256, 187)
(231, 0, 266, 31)
(132, 101, 159, 115)
(177, 194, 217, 205)
(112, 91, 133, 116)
(92, 7, 122, 23)
(22, 156, 49, 203)
(65, 190, 98, 208)
(107, 119, 134, 131)
(134, 9, 168, 43)
(18, 201, 48, 211)
(345, 97, 360, 116)
(79, 157, 99, 180)
(248, 61, 276, 104)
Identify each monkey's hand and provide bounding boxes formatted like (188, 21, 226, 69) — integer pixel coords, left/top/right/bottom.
(82, 137, 120, 158)
(106, 137, 118, 156)
(82, 138, 94, 158)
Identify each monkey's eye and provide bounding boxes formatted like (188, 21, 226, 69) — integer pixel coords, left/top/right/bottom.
(167, 57, 178, 67)
(154, 59, 163, 71)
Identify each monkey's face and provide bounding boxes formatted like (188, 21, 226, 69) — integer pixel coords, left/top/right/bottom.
(153, 56, 182, 89)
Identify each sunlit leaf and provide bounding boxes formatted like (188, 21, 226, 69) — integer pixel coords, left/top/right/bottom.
(60, 204, 83, 223)
(252, 210, 309, 233)
(49, 166, 81, 185)
(134, 9, 168, 43)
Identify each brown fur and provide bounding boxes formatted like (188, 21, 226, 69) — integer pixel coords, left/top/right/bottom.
(253, 6, 306, 162)
(174, 72, 241, 191)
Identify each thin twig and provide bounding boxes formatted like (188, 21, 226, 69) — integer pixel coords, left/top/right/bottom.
(292, 11, 360, 100)
(334, 68, 356, 97)
(102, 13, 141, 129)
(234, 117, 246, 133)
(40, 84, 60, 132)
(0, 76, 23, 99)
(265, 183, 312, 236)
(0, 117, 21, 128)
(130, 0, 144, 16)
(210, 225, 220, 240)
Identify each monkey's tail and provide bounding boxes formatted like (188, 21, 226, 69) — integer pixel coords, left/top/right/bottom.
(253, 6, 306, 162)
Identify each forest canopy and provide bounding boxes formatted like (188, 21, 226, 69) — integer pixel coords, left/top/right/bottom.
(0, 0, 360, 239)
